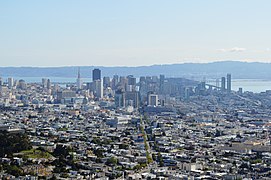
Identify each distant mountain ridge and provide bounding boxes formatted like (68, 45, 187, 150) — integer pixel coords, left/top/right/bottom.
(0, 61, 271, 79)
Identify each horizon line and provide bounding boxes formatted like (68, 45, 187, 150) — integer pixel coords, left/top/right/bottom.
(0, 60, 270, 68)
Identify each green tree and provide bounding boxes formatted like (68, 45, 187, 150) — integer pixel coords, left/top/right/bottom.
(5, 165, 23, 177)
(0, 132, 32, 157)
(106, 156, 118, 166)
(93, 148, 104, 158)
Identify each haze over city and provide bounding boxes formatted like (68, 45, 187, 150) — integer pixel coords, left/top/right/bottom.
(1, 0, 271, 67)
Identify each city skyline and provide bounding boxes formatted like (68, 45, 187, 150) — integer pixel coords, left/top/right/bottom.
(1, 1, 271, 179)
(1, 1, 271, 67)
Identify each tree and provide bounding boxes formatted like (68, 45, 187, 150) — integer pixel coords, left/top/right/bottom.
(53, 144, 72, 158)
(106, 157, 118, 166)
(5, 165, 23, 177)
(93, 148, 104, 158)
(0, 132, 32, 157)
(119, 143, 129, 150)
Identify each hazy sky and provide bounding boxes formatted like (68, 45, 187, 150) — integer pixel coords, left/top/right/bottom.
(1, 0, 271, 67)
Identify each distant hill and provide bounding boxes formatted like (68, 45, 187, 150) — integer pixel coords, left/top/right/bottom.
(0, 61, 270, 79)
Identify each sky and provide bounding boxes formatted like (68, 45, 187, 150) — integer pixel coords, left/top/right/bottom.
(1, 0, 271, 67)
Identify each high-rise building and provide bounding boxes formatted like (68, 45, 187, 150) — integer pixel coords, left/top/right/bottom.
(125, 91, 140, 108)
(119, 76, 127, 85)
(93, 80, 103, 98)
(103, 77, 110, 88)
(127, 75, 136, 92)
(92, 68, 101, 81)
(42, 78, 51, 89)
(47, 79, 51, 89)
(77, 68, 82, 89)
(119, 76, 128, 90)
(159, 74, 165, 94)
(221, 77, 226, 91)
(227, 73, 231, 93)
(238, 87, 243, 94)
(127, 75, 136, 86)
(8, 78, 14, 89)
(115, 89, 125, 108)
(42, 78, 48, 88)
(111, 75, 119, 90)
(139, 76, 146, 83)
(148, 93, 158, 106)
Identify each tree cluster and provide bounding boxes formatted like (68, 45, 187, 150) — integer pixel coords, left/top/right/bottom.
(0, 132, 32, 157)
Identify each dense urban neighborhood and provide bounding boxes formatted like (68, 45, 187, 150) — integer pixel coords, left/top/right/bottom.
(0, 70, 270, 179)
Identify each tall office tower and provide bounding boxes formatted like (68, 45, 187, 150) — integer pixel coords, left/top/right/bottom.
(126, 85, 133, 92)
(147, 93, 158, 106)
(111, 75, 119, 90)
(159, 74, 165, 94)
(125, 91, 140, 108)
(139, 76, 146, 94)
(127, 75, 136, 86)
(0, 77, 2, 86)
(86, 82, 93, 91)
(103, 77, 110, 88)
(119, 76, 128, 90)
(8, 77, 14, 89)
(94, 80, 103, 98)
(127, 75, 136, 92)
(115, 89, 125, 108)
(221, 77, 226, 91)
(139, 76, 146, 83)
(47, 79, 51, 89)
(77, 68, 82, 89)
(42, 78, 48, 88)
(92, 68, 101, 81)
(227, 73, 231, 93)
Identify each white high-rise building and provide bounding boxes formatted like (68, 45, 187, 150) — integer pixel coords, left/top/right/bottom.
(94, 80, 103, 98)
(227, 73, 231, 93)
(77, 68, 83, 89)
(148, 94, 158, 106)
